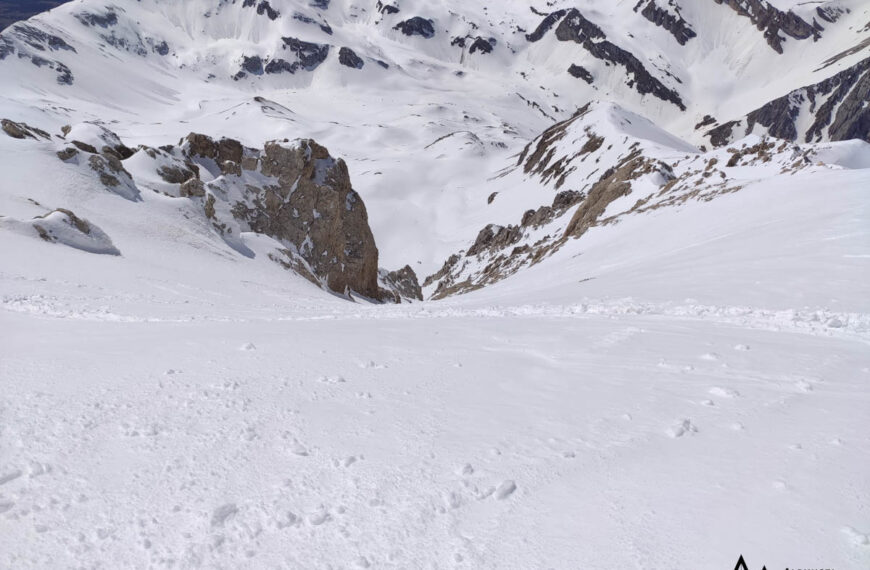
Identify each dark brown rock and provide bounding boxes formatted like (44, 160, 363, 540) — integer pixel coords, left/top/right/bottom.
(381, 265, 423, 302)
(467, 224, 522, 257)
(180, 178, 206, 197)
(71, 140, 98, 154)
(56, 147, 79, 161)
(234, 139, 381, 298)
(158, 164, 197, 184)
(2, 119, 50, 140)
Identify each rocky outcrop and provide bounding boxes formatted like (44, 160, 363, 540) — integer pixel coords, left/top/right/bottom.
(705, 56, 870, 146)
(469, 37, 495, 55)
(525, 9, 567, 42)
(181, 134, 382, 299)
(240, 56, 264, 77)
(10, 208, 121, 256)
(2, 118, 391, 299)
(568, 64, 593, 83)
(292, 13, 333, 35)
(376, 2, 400, 16)
(87, 153, 140, 201)
(634, 1, 697, 45)
(339, 47, 364, 69)
(75, 10, 118, 28)
(394, 17, 436, 39)
(380, 266, 423, 302)
(711, 0, 819, 54)
(280, 37, 330, 70)
(8, 23, 76, 53)
(548, 9, 686, 110)
(182, 133, 246, 176)
(0, 26, 74, 84)
(425, 187, 589, 300)
(2, 119, 50, 140)
(564, 152, 672, 238)
(235, 38, 330, 79)
(816, 5, 846, 24)
(241, 139, 380, 298)
(244, 0, 280, 21)
(452, 35, 496, 55)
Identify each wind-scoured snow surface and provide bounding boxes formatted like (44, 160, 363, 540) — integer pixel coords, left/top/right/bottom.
(1, 0, 869, 568)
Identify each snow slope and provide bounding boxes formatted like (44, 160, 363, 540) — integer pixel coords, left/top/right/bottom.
(1, 0, 868, 270)
(1, 1, 869, 568)
(2, 119, 868, 567)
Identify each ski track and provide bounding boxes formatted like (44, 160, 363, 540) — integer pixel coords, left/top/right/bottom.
(3, 292, 869, 341)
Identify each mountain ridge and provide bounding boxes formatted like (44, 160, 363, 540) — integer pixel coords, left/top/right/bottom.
(0, 0, 868, 296)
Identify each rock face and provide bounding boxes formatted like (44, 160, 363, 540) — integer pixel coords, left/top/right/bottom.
(534, 9, 686, 110)
(526, 10, 567, 42)
(0, 23, 75, 84)
(281, 37, 330, 70)
(380, 265, 423, 302)
(2, 117, 392, 301)
(241, 0, 280, 21)
(634, 1, 696, 45)
(376, 2, 400, 16)
(248, 139, 380, 298)
(394, 17, 436, 39)
(469, 37, 494, 55)
(2, 119, 50, 140)
(182, 133, 245, 175)
(568, 64, 593, 83)
(705, 56, 870, 146)
(181, 134, 382, 299)
(711, 0, 819, 54)
(339, 47, 364, 69)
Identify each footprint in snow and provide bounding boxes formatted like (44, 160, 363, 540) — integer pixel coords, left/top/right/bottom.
(0, 470, 23, 486)
(240, 342, 257, 351)
(290, 439, 309, 456)
(276, 511, 301, 530)
(308, 508, 331, 526)
(709, 387, 740, 399)
(336, 456, 360, 468)
(211, 503, 238, 528)
(495, 480, 517, 500)
(444, 491, 462, 510)
(667, 419, 698, 438)
(319, 375, 346, 384)
(733, 344, 751, 352)
(842, 527, 870, 547)
(700, 400, 716, 407)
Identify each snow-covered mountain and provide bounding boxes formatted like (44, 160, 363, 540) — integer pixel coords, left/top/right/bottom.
(1, 1, 868, 569)
(1, 0, 868, 281)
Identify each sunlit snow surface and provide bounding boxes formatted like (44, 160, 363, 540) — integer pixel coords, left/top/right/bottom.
(1, 0, 869, 568)
(2, 153, 868, 567)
